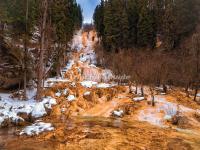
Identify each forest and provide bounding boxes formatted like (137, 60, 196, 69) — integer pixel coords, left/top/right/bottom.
(0, 0, 82, 100)
(94, 0, 200, 101)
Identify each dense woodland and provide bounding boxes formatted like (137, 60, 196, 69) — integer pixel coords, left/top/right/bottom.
(0, 0, 82, 100)
(94, 0, 200, 101)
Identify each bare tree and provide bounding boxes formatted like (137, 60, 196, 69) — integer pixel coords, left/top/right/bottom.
(23, 0, 29, 99)
(191, 32, 200, 101)
(36, 0, 48, 100)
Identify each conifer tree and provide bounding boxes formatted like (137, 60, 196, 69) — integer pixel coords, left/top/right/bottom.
(119, 0, 129, 49)
(93, 0, 105, 38)
(127, 0, 139, 47)
(137, 0, 156, 48)
(163, 0, 199, 49)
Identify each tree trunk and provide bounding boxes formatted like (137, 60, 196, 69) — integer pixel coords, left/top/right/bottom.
(163, 84, 167, 93)
(194, 88, 198, 102)
(23, 0, 29, 100)
(36, 0, 48, 101)
(150, 87, 155, 107)
(135, 83, 138, 95)
(185, 84, 189, 97)
(141, 85, 144, 96)
(128, 82, 132, 93)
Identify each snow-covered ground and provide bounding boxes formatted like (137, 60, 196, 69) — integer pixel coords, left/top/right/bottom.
(137, 96, 196, 127)
(133, 97, 145, 102)
(71, 30, 83, 51)
(20, 121, 54, 136)
(0, 92, 56, 127)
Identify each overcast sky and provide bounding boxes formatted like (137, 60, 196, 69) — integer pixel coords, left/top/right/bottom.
(77, 0, 100, 23)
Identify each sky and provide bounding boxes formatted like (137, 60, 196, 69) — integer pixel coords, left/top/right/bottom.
(77, 0, 101, 23)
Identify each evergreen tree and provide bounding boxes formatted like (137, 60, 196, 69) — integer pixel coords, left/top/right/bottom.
(137, 0, 156, 48)
(93, 0, 104, 38)
(127, 0, 139, 47)
(163, 0, 199, 49)
(103, 0, 119, 51)
(119, 1, 129, 49)
(51, 0, 83, 76)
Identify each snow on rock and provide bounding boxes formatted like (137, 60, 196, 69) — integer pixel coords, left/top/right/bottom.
(112, 110, 124, 117)
(89, 64, 97, 68)
(96, 83, 112, 88)
(61, 108, 66, 113)
(80, 81, 97, 88)
(63, 89, 68, 95)
(84, 91, 91, 96)
(71, 31, 83, 51)
(55, 89, 68, 97)
(44, 77, 70, 88)
(65, 60, 75, 71)
(42, 97, 57, 110)
(160, 93, 166, 95)
(0, 117, 4, 125)
(102, 69, 113, 82)
(71, 82, 76, 87)
(133, 97, 145, 102)
(67, 95, 76, 102)
(20, 121, 54, 136)
(31, 103, 46, 118)
(55, 92, 61, 97)
(79, 52, 96, 64)
(197, 93, 200, 97)
(0, 94, 57, 127)
(164, 115, 172, 121)
(31, 96, 57, 118)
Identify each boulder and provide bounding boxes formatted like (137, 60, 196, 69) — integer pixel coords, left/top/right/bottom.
(0, 118, 10, 128)
(171, 115, 190, 128)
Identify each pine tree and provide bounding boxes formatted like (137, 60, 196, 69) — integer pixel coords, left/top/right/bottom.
(93, 0, 104, 38)
(127, 0, 139, 47)
(51, 0, 82, 77)
(119, 0, 129, 49)
(103, 0, 118, 51)
(137, 0, 156, 48)
(163, 0, 199, 49)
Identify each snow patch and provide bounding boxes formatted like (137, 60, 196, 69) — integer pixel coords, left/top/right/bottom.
(44, 77, 70, 88)
(133, 97, 145, 102)
(84, 91, 91, 96)
(0, 94, 56, 126)
(113, 110, 124, 117)
(20, 121, 54, 136)
(31, 103, 46, 118)
(96, 83, 112, 88)
(80, 81, 97, 88)
(55, 92, 61, 97)
(67, 95, 76, 102)
(137, 96, 195, 127)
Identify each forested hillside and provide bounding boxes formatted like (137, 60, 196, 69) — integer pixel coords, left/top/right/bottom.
(94, 0, 200, 101)
(94, 0, 200, 50)
(0, 0, 82, 100)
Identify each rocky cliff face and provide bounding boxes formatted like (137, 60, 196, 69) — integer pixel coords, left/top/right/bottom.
(0, 37, 23, 89)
